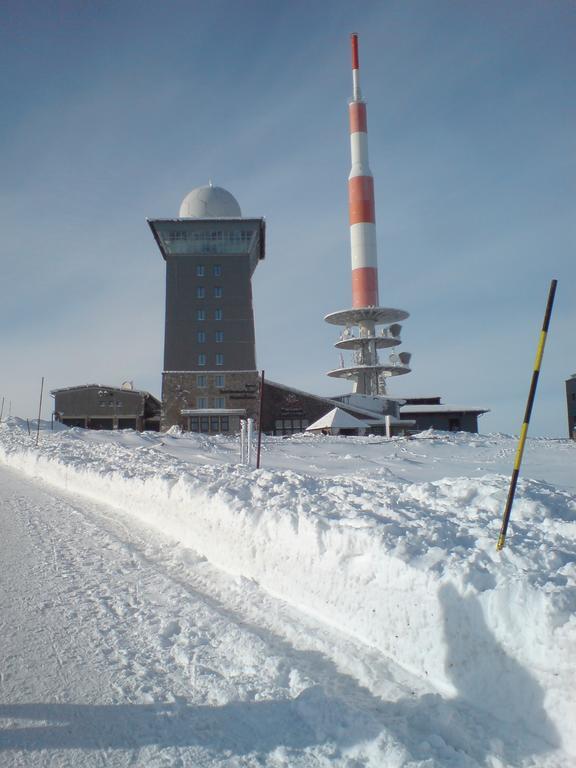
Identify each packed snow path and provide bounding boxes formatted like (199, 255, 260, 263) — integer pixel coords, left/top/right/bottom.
(0, 423, 573, 766)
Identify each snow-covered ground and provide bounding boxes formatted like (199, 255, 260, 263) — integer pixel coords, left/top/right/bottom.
(0, 419, 574, 767)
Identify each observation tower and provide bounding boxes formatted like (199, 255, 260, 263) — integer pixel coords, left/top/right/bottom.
(148, 184, 265, 432)
(325, 34, 411, 396)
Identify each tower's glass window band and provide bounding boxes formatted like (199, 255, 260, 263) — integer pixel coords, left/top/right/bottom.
(162, 229, 255, 255)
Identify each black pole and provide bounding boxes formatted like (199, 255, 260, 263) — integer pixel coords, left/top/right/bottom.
(256, 370, 265, 469)
(36, 377, 44, 447)
(0, 396, 4, 423)
(497, 279, 557, 551)
(27, 418, 31, 436)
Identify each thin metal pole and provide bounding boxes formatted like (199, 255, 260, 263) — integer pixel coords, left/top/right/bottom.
(497, 279, 557, 551)
(240, 420, 246, 464)
(36, 377, 44, 447)
(256, 370, 265, 469)
(27, 418, 31, 436)
(0, 397, 4, 423)
(247, 418, 254, 466)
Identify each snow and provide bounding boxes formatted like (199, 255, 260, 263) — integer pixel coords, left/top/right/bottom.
(0, 419, 574, 766)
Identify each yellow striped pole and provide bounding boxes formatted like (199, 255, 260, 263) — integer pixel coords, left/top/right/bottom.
(497, 279, 557, 551)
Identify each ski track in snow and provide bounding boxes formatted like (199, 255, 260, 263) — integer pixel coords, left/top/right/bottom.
(0, 422, 574, 767)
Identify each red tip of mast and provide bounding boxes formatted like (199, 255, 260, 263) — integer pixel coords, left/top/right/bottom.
(351, 33, 359, 70)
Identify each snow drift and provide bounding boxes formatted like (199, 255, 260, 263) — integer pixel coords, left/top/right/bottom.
(1, 420, 574, 757)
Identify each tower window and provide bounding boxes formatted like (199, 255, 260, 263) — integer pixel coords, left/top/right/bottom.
(197, 374, 207, 388)
(198, 353, 206, 366)
(197, 331, 206, 343)
(214, 308, 222, 321)
(215, 331, 224, 343)
(196, 265, 205, 277)
(213, 264, 222, 277)
(213, 286, 222, 298)
(216, 353, 224, 366)
(197, 309, 206, 321)
(196, 286, 205, 299)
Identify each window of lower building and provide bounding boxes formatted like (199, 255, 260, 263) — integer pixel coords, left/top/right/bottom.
(197, 374, 207, 388)
(196, 286, 205, 299)
(188, 415, 230, 434)
(197, 309, 206, 321)
(215, 374, 225, 387)
(213, 286, 222, 298)
(214, 397, 225, 408)
(196, 265, 205, 277)
(197, 330, 206, 343)
(216, 353, 224, 366)
(197, 397, 207, 409)
(214, 308, 222, 320)
(274, 418, 309, 436)
(198, 353, 206, 366)
(117, 418, 137, 430)
(215, 331, 224, 343)
(213, 264, 222, 277)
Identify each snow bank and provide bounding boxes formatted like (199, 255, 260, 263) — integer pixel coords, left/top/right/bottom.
(1, 420, 574, 756)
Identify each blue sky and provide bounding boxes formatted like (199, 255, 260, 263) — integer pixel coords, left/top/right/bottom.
(1, 0, 574, 436)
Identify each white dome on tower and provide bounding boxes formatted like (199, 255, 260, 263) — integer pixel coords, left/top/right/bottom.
(179, 184, 241, 218)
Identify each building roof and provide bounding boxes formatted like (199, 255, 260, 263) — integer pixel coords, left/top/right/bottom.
(307, 408, 369, 431)
(400, 404, 489, 414)
(50, 384, 161, 406)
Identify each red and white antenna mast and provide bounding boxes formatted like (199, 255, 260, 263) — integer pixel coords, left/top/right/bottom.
(324, 34, 411, 397)
(349, 32, 378, 308)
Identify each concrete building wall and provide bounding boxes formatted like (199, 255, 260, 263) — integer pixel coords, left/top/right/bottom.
(566, 375, 576, 438)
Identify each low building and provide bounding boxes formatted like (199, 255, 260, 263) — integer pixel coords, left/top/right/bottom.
(398, 396, 488, 433)
(566, 375, 576, 439)
(260, 381, 412, 436)
(51, 385, 161, 431)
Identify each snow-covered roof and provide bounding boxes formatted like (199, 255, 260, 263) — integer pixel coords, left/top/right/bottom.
(50, 384, 159, 404)
(307, 408, 369, 431)
(401, 405, 489, 414)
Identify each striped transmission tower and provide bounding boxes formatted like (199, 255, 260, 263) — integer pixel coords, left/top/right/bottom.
(325, 33, 411, 396)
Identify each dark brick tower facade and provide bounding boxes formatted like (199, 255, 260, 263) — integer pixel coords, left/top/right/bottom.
(148, 185, 265, 432)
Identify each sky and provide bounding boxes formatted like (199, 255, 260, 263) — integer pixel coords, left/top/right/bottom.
(1, 0, 574, 436)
